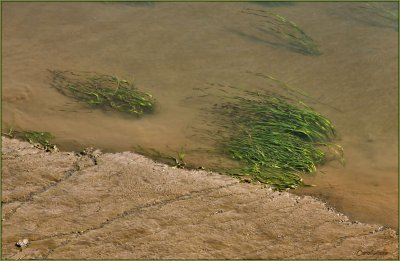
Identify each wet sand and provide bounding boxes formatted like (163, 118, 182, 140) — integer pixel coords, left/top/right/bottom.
(2, 137, 398, 259)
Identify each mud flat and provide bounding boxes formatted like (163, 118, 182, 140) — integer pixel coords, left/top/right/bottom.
(2, 137, 398, 259)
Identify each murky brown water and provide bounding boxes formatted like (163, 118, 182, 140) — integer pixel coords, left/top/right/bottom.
(2, 2, 398, 229)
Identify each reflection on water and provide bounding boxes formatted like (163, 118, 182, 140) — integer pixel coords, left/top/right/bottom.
(2, 2, 398, 228)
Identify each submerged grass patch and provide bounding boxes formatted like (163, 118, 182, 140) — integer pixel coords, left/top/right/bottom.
(361, 2, 398, 31)
(133, 146, 188, 169)
(3, 129, 57, 152)
(340, 2, 399, 31)
(242, 8, 321, 55)
(49, 70, 155, 117)
(201, 82, 342, 190)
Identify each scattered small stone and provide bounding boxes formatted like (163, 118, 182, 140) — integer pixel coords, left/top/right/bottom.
(210, 210, 223, 216)
(16, 238, 29, 248)
(240, 177, 252, 183)
(79, 147, 102, 165)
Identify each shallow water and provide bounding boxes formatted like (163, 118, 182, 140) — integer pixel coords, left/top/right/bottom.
(2, 2, 398, 228)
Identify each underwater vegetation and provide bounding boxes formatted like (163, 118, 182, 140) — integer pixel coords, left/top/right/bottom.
(3, 129, 57, 152)
(360, 2, 398, 31)
(245, 71, 343, 113)
(196, 79, 343, 190)
(133, 146, 187, 169)
(336, 2, 399, 31)
(242, 8, 321, 56)
(48, 70, 155, 117)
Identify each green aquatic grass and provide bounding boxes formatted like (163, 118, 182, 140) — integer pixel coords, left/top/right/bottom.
(245, 71, 343, 112)
(242, 8, 321, 55)
(3, 129, 57, 151)
(361, 2, 398, 31)
(133, 146, 188, 169)
(49, 70, 155, 117)
(207, 85, 342, 190)
(364, 3, 398, 21)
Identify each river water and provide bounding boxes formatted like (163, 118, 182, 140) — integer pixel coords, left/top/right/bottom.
(2, 2, 398, 229)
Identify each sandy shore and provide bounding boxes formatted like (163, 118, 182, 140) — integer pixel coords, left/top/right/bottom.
(2, 137, 398, 259)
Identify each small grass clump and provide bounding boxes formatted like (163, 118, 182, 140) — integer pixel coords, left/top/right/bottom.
(3, 129, 57, 152)
(242, 8, 321, 55)
(133, 146, 187, 169)
(207, 85, 342, 190)
(49, 70, 155, 117)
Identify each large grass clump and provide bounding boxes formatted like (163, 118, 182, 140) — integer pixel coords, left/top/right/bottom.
(242, 8, 321, 55)
(212, 87, 342, 190)
(49, 70, 155, 117)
